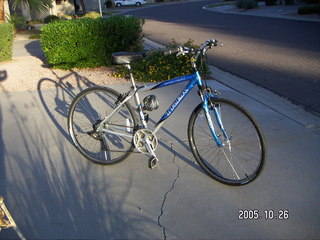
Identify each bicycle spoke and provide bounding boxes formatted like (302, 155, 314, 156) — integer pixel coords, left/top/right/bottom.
(221, 144, 240, 180)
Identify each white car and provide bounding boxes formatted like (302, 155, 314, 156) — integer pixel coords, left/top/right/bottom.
(113, 0, 146, 7)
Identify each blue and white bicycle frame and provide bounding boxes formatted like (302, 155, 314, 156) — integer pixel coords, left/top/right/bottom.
(99, 67, 229, 149)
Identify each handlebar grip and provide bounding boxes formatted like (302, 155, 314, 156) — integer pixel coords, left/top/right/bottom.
(206, 39, 218, 48)
(163, 47, 181, 56)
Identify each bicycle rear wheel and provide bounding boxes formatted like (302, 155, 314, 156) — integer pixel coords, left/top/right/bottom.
(68, 86, 137, 165)
(188, 98, 266, 185)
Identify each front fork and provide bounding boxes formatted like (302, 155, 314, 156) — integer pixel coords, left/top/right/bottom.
(201, 91, 230, 147)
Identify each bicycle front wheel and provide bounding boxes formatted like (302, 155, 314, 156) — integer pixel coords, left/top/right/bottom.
(68, 86, 137, 165)
(188, 98, 266, 185)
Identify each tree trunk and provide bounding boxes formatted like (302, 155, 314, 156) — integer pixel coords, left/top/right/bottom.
(0, 0, 5, 22)
(79, 0, 86, 13)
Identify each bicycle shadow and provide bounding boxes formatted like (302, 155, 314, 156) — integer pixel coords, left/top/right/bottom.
(37, 70, 98, 144)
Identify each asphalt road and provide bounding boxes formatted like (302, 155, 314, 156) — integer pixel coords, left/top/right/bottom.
(126, 0, 320, 114)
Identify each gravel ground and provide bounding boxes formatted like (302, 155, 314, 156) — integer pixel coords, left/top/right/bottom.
(0, 55, 129, 93)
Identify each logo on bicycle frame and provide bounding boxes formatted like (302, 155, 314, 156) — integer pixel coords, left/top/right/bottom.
(160, 88, 190, 122)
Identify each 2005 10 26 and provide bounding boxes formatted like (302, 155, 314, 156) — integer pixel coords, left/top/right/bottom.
(238, 209, 289, 220)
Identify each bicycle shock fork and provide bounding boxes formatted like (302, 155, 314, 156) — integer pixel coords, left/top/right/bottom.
(203, 94, 241, 179)
(202, 93, 230, 147)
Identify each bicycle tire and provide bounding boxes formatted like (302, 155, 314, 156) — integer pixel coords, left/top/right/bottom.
(68, 86, 137, 165)
(188, 98, 266, 185)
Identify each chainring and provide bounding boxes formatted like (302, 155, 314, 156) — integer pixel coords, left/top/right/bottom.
(133, 128, 158, 154)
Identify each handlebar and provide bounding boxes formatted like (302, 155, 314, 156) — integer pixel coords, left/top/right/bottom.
(163, 46, 184, 56)
(163, 39, 219, 57)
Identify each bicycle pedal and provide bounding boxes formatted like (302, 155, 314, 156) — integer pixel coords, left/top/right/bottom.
(148, 156, 158, 169)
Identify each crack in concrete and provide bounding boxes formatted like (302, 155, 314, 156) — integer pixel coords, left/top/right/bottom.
(157, 142, 181, 240)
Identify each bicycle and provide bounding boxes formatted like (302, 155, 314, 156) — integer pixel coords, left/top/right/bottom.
(67, 39, 266, 185)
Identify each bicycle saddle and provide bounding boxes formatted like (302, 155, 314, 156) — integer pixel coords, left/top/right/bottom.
(112, 52, 146, 65)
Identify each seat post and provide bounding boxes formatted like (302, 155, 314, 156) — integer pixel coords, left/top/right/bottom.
(125, 64, 136, 88)
(124, 63, 147, 127)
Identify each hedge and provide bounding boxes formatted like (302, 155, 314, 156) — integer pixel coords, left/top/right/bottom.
(40, 15, 144, 69)
(0, 23, 14, 62)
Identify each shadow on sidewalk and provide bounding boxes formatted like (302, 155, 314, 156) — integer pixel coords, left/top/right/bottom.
(0, 71, 7, 82)
(0, 75, 155, 238)
(0, 68, 212, 237)
(25, 41, 46, 63)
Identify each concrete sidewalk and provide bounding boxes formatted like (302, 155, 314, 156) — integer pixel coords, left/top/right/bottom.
(1, 66, 320, 239)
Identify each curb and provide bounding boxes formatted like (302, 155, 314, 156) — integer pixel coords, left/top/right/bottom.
(202, 2, 320, 23)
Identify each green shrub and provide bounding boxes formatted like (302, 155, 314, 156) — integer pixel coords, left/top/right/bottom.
(83, 12, 101, 18)
(0, 23, 14, 62)
(236, 0, 258, 9)
(44, 15, 60, 23)
(40, 15, 143, 69)
(114, 40, 210, 83)
(298, 4, 320, 14)
(6, 14, 26, 30)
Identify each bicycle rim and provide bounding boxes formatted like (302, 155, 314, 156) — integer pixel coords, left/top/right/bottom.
(68, 87, 137, 164)
(188, 98, 265, 185)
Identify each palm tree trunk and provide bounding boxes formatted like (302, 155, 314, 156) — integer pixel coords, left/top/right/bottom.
(0, 0, 5, 22)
